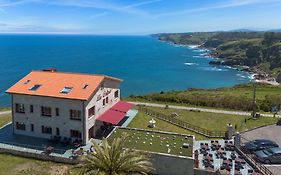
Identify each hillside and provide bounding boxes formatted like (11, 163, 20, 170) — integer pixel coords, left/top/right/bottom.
(155, 32, 281, 82)
(127, 83, 281, 112)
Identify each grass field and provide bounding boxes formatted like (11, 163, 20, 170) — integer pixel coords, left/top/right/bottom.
(128, 107, 278, 140)
(0, 114, 11, 127)
(126, 83, 281, 112)
(145, 107, 278, 132)
(0, 113, 79, 175)
(109, 127, 193, 157)
(128, 111, 208, 140)
(0, 107, 10, 112)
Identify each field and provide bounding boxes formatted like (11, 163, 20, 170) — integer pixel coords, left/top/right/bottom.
(128, 107, 278, 140)
(127, 83, 281, 112)
(109, 127, 193, 157)
(0, 113, 80, 175)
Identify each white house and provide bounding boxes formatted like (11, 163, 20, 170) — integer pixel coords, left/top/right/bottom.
(6, 69, 132, 145)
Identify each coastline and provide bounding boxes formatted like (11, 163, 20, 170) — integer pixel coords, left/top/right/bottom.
(179, 43, 279, 86)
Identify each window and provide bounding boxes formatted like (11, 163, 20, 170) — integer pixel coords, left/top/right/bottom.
(16, 122, 25, 130)
(70, 130, 82, 138)
(30, 105, 33, 113)
(88, 106, 95, 118)
(114, 90, 119, 98)
(103, 99, 105, 106)
(56, 128, 60, 136)
(106, 97, 109, 103)
(15, 103, 25, 113)
(41, 106, 52, 117)
(31, 124, 34, 132)
(56, 108, 59, 116)
(41, 126, 52, 134)
(83, 84, 88, 89)
(70, 110, 81, 120)
(29, 84, 41, 91)
(60, 87, 72, 94)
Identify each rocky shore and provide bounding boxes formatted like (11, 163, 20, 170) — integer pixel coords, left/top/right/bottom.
(192, 44, 279, 85)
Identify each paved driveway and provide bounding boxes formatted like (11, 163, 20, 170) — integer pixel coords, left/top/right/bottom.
(241, 125, 281, 146)
(242, 124, 281, 175)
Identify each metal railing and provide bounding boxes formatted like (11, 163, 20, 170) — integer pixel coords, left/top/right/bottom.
(138, 106, 226, 138)
(236, 146, 274, 175)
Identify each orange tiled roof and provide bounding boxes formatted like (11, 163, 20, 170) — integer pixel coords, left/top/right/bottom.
(6, 70, 122, 100)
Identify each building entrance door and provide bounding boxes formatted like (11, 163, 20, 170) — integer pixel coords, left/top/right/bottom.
(89, 126, 94, 139)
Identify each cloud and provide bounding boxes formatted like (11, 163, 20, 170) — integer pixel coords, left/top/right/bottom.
(89, 11, 107, 20)
(154, 0, 281, 18)
(40, 0, 161, 18)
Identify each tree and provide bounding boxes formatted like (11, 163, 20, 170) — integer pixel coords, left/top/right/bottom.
(78, 135, 154, 175)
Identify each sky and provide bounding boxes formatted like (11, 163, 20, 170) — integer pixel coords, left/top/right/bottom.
(0, 0, 281, 34)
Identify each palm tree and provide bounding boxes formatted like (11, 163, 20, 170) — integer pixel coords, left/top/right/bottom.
(78, 134, 154, 175)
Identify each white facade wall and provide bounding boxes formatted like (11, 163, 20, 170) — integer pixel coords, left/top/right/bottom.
(85, 79, 121, 142)
(11, 78, 121, 144)
(12, 94, 84, 140)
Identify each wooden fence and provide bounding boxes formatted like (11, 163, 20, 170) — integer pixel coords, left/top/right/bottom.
(137, 106, 226, 138)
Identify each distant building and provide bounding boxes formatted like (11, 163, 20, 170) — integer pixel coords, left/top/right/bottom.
(6, 69, 132, 144)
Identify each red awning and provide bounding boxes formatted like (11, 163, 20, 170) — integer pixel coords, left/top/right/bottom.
(111, 101, 133, 113)
(96, 101, 133, 125)
(96, 110, 126, 125)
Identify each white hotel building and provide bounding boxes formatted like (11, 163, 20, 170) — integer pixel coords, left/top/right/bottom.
(6, 69, 132, 145)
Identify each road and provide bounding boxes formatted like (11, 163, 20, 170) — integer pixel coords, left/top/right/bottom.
(0, 110, 11, 116)
(130, 102, 276, 117)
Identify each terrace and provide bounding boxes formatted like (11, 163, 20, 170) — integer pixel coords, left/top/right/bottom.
(108, 127, 194, 157)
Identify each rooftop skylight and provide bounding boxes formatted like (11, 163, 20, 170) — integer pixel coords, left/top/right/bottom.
(29, 84, 41, 91)
(60, 87, 72, 94)
(83, 84, 88, 89)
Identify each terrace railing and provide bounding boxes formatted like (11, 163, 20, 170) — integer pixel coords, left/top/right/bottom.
(236, 146, 274, 175)
(137, 106, 226, 138)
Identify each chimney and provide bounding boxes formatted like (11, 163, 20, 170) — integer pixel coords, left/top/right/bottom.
(42, 68, 57, 72)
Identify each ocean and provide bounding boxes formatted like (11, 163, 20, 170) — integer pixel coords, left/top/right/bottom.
(0, 35, 251, 106)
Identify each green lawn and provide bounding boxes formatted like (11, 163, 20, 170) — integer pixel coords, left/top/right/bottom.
(0, 107, 10, 112)
(126, 83, 281, 112)
(128, 111, 208, 140)
(0, 114, 12, 127)
(0, 114, 77, 175)
(109, 127, 193, 157)
(145, 107, 278, 132)
(0, 154, 71, 175)
(128, 107, 278, 140)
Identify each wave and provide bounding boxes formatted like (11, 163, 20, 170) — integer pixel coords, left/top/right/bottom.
(200, 67, 228, 72)
(193, 55, 202, 58)
(184, 62, 198, 66)
(187, 45, 200, 49)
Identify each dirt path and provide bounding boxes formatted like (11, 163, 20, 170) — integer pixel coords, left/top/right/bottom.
(130, 102, 276, 117)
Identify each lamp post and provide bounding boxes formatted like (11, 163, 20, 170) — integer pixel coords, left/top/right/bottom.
(252, 82, 257, 118)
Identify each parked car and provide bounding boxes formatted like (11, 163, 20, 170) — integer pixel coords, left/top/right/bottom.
(255, 147, 281, 164)
(243, 139, 279, 152)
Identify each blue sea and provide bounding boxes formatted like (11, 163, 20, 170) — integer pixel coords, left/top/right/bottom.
(0, 35, 251, 106)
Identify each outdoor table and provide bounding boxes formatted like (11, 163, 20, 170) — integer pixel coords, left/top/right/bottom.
(235, 157, 245, 164)
(217, 148, 225, 155)
(223, 159, 232, 165)
(204, 155, 213, 162)
(200, 144, 208, 150)
(212, 142, 220, 149)
(234, 170, 242, 175)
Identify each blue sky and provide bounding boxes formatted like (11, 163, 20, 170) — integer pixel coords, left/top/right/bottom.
(0, 0, 281, 34)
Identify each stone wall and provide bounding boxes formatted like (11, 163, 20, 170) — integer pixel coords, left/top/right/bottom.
(194, 168, 220, 175)
(0, 147, 78, 164)
(151, 152, 194, 175)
